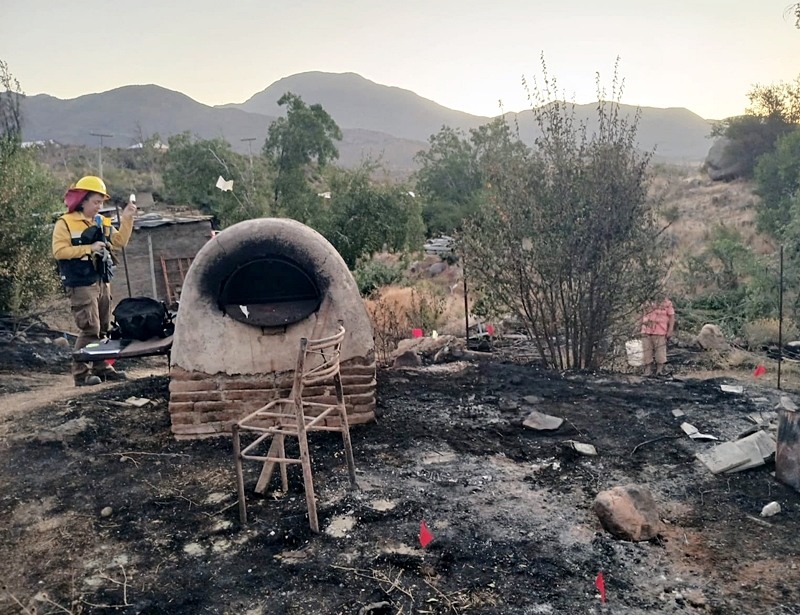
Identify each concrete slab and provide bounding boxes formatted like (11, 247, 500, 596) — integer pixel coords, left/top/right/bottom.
(696, 442, 751, 474)
(720, 384, 744, 394)
(681, 422, 718, 441)
(724, 435, 765, 473)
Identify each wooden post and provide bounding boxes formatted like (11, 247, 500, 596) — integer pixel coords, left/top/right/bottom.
(114, 203, 132, 297)
(778, 245, 784, 390)
(232, 424, 248, 525)
(147, 234, 158, 299)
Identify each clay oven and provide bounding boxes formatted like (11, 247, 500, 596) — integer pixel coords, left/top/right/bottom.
(168, 218, 376, 439)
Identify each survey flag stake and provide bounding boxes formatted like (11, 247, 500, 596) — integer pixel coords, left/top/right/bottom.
(595, 571, 606, 603)
(753, 365, 766, 378)
(412, 328, 423, 338)
(419, 520, 434, 548)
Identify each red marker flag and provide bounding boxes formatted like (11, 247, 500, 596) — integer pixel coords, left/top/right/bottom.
(753, 365, 766, 378)
(419, 520, 434, 548)
(595, 571, 606, 603)
(412, 328, 424, 338)
(486, 324, 495, 336)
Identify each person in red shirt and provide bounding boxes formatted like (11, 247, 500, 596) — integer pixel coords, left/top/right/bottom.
(640, 295, 675, 377)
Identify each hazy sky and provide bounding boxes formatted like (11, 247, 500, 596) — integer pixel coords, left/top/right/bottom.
(2, 0, 798, 120)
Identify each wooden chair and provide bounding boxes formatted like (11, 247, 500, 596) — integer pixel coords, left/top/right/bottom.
(232, 325, 357, 531)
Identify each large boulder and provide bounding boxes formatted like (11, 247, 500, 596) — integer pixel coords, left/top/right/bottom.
(592, 484, 661, 541)
(695, 323, 727, 351)
(705, 137, 748, 181)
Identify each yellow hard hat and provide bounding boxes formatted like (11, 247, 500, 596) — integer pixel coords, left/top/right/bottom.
(73, 176, 110, 200)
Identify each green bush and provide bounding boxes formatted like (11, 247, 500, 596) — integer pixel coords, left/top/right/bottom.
(353, 259, 406, 297)
(0, 138, 61, 314)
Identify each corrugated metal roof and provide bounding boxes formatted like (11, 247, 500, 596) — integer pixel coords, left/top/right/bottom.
(134, 213, 214, 229)
(98, 208, 213, 229)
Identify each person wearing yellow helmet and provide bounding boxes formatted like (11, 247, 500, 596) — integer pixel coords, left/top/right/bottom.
(52, 176, 138, 386)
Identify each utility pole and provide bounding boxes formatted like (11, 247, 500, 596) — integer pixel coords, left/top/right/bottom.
(241, 137, 256, 169)
(90, 132, 113, 176)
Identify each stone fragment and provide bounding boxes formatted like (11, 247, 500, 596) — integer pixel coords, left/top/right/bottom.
(392, 351, 422, 369)
(695, 323, 727, 350)
(592, 484, 661, 541)
(100, 507, 113, 518)
(760, 501, 781, 517)
(684, 589, 707, 608)
(523, 410, 563, 431)
(564, 440, 597, 456)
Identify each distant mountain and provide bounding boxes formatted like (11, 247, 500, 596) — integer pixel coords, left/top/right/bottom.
(509, 104, 714, 163)
(22, 85, 277, 147)
(223, 71, 491, 143)
(20, 84, 427, 176)
(20, 73, 715, 178)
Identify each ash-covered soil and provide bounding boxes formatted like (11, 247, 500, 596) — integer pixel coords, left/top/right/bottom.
(1, 358, 799, 615)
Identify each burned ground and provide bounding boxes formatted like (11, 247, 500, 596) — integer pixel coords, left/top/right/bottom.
(1, 350, 799, 614)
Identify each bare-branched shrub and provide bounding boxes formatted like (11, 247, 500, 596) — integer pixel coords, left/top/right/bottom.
(407, 285, 446, 333)
(365, 293, 410, 364)
(461, 59, 667, 369)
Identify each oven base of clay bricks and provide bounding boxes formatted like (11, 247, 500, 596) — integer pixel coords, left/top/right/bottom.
(168, 360, 376, 439)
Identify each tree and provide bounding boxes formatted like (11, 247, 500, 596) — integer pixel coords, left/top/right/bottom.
(317, 165, 425, 268)
(712, 75, 800, 178)
(0, 60, 60, 314)
(262, 93, 342, 218)
(162, 133, 274, 228)
(754, 129, 800, 236)
(460, 63, 666, 369)
(0, 60, 21, 140)
(413, 118, 527, 235)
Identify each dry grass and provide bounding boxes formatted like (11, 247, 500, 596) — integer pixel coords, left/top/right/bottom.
(684, 347, 800, 392)
(652, 172, 772, 259)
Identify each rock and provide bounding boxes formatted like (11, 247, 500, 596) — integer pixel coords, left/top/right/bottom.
(684, 589, 707, 608)
(592, 484, 661, 541)
(392, 350, 421, 369)
(100, 506, 113, 518)
(498, 398, 519, 411)
(564, 440, 597, 456)
(523, 410, 563, 431)
(705, 137, 749, 181)
(428, 262, 447, 276)
(695, 323, 727, 350)
(393, 335, 464, 361)
(760, 501, 781, 517)
(35, 418, 94, 442)
(53, 337, 70, 348)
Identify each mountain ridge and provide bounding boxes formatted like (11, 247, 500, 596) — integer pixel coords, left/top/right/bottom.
(19, 72, 714, 174)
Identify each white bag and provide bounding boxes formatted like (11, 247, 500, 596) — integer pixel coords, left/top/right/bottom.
(625, 339, 644, 366)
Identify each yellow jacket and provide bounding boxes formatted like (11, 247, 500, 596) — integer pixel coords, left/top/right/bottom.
(52, 211, 134, 286)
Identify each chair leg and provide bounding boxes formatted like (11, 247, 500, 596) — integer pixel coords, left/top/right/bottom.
(277, 435, 289, 492)
(296, 428, 319, 532)
(338, 408, 357, 488)
(232, 424, 247, 525)
(255, 437, 281, 494)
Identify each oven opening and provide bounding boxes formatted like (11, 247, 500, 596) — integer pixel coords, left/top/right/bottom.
(218, 257, 322, 327)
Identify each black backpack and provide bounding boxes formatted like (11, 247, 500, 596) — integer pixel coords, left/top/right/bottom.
(112, 297, 174, 341)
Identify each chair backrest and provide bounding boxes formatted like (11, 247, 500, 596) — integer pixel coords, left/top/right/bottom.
(294, 325, 346, 392)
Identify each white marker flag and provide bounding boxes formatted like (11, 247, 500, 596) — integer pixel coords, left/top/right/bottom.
(216, 176, 234, 191)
